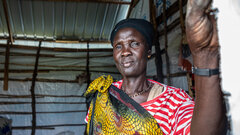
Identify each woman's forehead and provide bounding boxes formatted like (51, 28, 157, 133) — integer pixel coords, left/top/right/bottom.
(113, 27, 145, 41)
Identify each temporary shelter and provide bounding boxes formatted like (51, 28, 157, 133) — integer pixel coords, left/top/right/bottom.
(1, 0, 235, 135)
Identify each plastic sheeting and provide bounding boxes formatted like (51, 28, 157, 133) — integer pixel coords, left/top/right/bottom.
(214, 0, 240, 134)
(0, 81, 87, 135)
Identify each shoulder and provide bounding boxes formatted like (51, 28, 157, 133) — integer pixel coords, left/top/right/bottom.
(143, 79, 193, 106)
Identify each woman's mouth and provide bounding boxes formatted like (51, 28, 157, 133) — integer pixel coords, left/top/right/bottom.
(122, 61, 133, 68)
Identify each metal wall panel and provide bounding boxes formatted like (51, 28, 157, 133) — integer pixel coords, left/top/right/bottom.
(0, 0, 130, 42)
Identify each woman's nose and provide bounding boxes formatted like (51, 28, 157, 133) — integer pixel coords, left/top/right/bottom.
(121, 46, 132, 57)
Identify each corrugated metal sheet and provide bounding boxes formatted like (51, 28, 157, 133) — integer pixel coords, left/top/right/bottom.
(0, 0, 130, 42)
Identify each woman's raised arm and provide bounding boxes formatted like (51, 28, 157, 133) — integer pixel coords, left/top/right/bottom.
(185, 0, 228, 134)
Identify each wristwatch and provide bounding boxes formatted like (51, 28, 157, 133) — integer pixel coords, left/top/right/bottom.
(192, 66, 220, 76)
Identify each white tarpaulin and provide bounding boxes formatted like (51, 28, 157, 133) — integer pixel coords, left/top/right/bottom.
(214, 0, 240, 134)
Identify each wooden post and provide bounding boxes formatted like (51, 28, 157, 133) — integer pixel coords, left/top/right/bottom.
(149, 0, 164, 83)
(86, 42, 90, 87)
(2, 0, 13, 91)
(163, 0, 171, 85)
(2, 0, 13, 43)
(126, 0, 139, 18)
(3, 40, 10, 91)
(179, 0, 194, 97)
(30, 41, 42, 135)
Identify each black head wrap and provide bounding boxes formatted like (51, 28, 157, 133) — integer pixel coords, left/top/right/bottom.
(110, 18, 154, 50)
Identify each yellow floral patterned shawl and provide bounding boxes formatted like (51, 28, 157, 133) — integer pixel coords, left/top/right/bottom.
(84, 75, 162, 135)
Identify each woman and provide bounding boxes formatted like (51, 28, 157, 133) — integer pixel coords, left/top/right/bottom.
(84, 0, 227, 134)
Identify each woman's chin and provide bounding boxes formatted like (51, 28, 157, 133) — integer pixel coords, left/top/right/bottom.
(120, 69, 139, 77)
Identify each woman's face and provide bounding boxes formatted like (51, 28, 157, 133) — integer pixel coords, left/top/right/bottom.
(113, 27, 150, 78)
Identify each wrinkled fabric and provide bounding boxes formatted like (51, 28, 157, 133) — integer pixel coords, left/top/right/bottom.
(84, 75, 162, 135)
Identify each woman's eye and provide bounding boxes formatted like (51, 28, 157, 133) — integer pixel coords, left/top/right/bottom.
(115, 44, 122, 49)
(130, 42, 139, 47)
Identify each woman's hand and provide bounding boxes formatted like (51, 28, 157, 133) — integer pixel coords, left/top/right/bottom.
(186, 0, 219, 69)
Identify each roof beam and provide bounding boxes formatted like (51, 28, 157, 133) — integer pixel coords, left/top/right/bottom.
(3, 40, 10, 91)
(0, 63, 115, 68)
(0, 44, 113, 52)
(0, 69, 120, 74)
(40, 0, 131, 5)
(0, 37, 111, 43)
(0, 52, 113, 59)
(2, 0, 13, 43)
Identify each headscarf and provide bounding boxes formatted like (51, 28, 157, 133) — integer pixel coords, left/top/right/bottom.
(110, 18, 154, 50)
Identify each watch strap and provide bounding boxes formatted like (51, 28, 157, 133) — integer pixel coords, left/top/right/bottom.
(192, 66, 220, 76)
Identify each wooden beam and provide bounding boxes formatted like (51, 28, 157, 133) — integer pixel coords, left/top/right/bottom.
(163, 72, 187, 78)
(0, 44, 113, 52)
(156, 0, 187, 26)
(0, 37, 111, 43)
(0, 110, 87, 115)
(86, 42, 90, 86)
(163, 0, 171, 85)
(127, 0, 139, 18)
(179, 0, 185, 33)
(0, 69, 50, 73)
(3, 40, 10, 91)
(0, 101, 86, 105)
(0, 52, 113, 59)
(0, 77, 77, 83)
(147, 72, 187, 79)
(12, 127, 54, 130)
(12, 124, 85, 130)
(0, 69, 120, 74)
(40, 0, 131, 5)
(0, 94, 84, 98)
(30, 41, 42, 135)
(150, 0, 164, 83)
(2, 0, 13, 43)
(0, 62, 116, 68)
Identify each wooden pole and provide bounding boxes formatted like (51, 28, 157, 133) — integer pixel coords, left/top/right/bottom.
(156, 0, 187, 26)
(0, 62, 115, 68)
(86, 42, 90, 87)
(0, 51, 113, 59)
(3, 40, 10, 91)
(126, 0, 139, 18)
(149, 0, 164, 83)
(30, 41, 42, 135)
(179, 0, 194, 98)
(2, 0, 13, 43)
(12, 124, 86, 130)
(163, 0, 171, 85)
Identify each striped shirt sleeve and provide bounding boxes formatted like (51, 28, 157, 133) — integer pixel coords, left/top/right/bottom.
(171, 101, 194, 135)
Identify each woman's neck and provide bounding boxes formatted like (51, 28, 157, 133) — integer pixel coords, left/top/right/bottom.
(121, 74, 149, 96)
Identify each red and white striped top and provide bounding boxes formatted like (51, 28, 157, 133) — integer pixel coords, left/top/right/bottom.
(85, 79, 195, 135)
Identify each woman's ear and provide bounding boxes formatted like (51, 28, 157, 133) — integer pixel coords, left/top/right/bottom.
(147, 50, 151, 59)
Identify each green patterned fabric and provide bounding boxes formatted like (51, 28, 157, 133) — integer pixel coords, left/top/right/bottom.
(84, 75, 162, 135)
